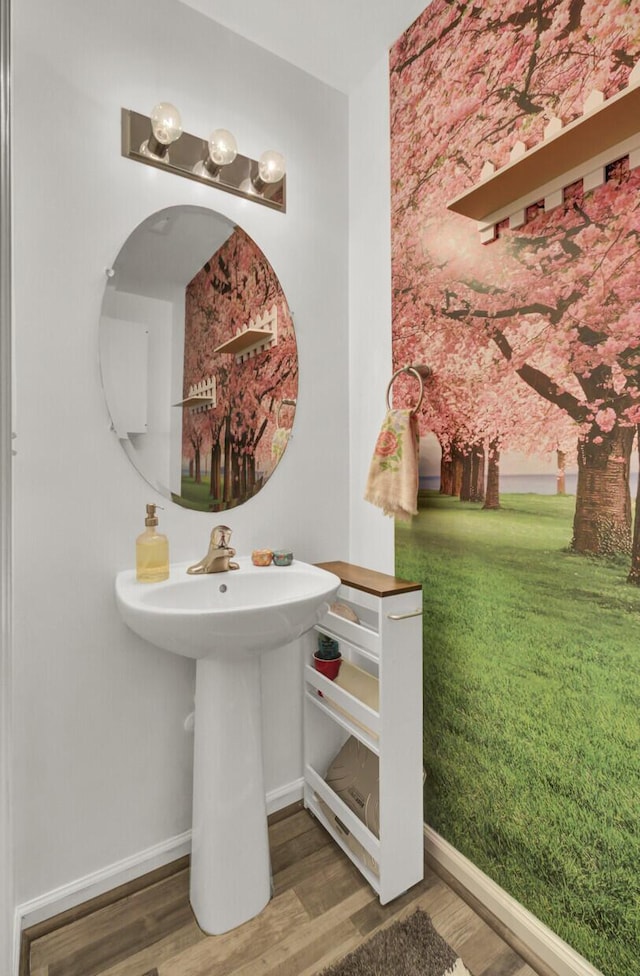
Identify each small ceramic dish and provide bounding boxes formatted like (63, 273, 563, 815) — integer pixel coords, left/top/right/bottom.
(251, 549, 273, 566)
(272, 549, 293, 566)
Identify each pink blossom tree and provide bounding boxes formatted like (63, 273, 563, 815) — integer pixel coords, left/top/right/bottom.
(390, 0, 640, 567)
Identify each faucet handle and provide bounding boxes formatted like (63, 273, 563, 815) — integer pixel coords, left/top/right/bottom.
(212, 524, 232, 548)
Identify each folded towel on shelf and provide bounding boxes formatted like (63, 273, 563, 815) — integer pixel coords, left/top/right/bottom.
(364, 408, 419, 521)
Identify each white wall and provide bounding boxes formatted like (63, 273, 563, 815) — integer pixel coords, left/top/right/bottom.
(101, 290, 176, 493)
(0, 2, 14, 967)
(11, 0, 349, 909)
(348, 55, 395, 573)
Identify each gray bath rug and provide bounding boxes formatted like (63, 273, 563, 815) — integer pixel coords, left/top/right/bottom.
(319, 909, 474, 976)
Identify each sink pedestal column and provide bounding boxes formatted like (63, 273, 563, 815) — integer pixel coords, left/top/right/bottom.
(190, 654, 271, 934)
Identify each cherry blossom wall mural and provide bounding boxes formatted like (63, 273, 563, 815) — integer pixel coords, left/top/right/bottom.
(389, 2, 640, 973)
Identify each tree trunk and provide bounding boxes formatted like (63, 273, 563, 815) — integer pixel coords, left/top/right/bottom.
(556, 450, 566, 495)
(452, 445, 464, 497)
(460, 450, 472, 502)
(440, 443, 465, 496)
(571, 425, 634, 555)
(210, 442, 221, 499)
(470, 443, 485, 502)
(223, 415, 232, 503)
(240, 454, 247, 498)
(440, 455, 453, 494)
(627, 429, 640, 584)
(231, 449, 240, 498)
(483, 440, 500, 510)
(194, 447, 201, 484)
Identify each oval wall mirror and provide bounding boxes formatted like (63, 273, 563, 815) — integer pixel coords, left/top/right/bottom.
(100, 205, 298, 512)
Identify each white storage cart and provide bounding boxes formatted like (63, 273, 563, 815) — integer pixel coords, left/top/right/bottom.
(303, 561, 424, 904)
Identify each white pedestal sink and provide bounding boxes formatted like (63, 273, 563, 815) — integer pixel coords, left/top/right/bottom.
(115, 557, 340, 934)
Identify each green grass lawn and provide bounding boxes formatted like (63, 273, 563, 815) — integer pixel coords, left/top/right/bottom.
(175, 476, 258, 511)
(396, 493, 640, 976)
(174, 475, 215, 511)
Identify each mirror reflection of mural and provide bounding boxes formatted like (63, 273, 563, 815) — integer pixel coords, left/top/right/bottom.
(176, 227, 297, 511)
(99, 207, 297, 511)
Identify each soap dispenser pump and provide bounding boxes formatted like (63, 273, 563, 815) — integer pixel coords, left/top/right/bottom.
(136, 503, 169, 582)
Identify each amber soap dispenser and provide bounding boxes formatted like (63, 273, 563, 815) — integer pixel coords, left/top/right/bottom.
(136, 503, 169, 582)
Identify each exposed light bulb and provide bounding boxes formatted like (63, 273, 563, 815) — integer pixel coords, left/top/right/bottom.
(258, 150, 286, 184)
(193, 128, 239, 179)
(208, 129, 238, 167)
(151, 103, 183, 145)
(140, 102, 183, 160)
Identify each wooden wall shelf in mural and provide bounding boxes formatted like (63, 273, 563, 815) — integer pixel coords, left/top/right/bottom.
(214, 306, 278, 364)
(214, 327, 274, 357)
(173, 376, 216, 414)
(175, 394, 215, 409)
(448, 71, 640, 230)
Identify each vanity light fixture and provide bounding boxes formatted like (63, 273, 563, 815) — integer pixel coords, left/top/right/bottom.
(122, 106, 286, 212)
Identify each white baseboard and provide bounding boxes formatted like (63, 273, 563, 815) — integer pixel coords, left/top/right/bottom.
(16, 829, 193, 933)
(424, 826, 604, 976)
(266, 777, 304, 815)
(13, 776, 304, 973)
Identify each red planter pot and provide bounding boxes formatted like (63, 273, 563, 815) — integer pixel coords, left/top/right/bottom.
(313, 653, 342, 681)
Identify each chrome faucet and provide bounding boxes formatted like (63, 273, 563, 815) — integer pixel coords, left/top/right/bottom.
(187, 525, 240, 574)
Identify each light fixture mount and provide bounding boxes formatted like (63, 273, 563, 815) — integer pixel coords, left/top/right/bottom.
(121, 108, 286, 213)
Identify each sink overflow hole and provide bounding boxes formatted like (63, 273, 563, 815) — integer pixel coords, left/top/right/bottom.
(219, 584, 227, 593)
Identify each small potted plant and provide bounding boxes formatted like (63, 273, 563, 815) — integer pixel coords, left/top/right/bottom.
(313, 634, 342, 681)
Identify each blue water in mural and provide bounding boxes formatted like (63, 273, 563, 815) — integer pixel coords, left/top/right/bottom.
(420, 473, 639, 495)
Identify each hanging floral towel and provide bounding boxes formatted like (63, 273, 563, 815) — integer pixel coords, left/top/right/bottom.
(271, 427, 290, 462)
(364, 409, 419, 521)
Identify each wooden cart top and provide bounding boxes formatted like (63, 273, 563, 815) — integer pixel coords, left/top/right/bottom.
(315, 561, 422, 598)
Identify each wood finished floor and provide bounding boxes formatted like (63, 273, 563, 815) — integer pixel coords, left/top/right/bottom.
(25, 806, 546, 976)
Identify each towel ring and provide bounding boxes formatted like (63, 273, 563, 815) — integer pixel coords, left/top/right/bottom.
(386, 366, 425, 413)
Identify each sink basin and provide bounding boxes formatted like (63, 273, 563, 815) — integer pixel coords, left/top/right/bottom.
(115, 557, 340, 659)
(115, 556, 340, 936)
